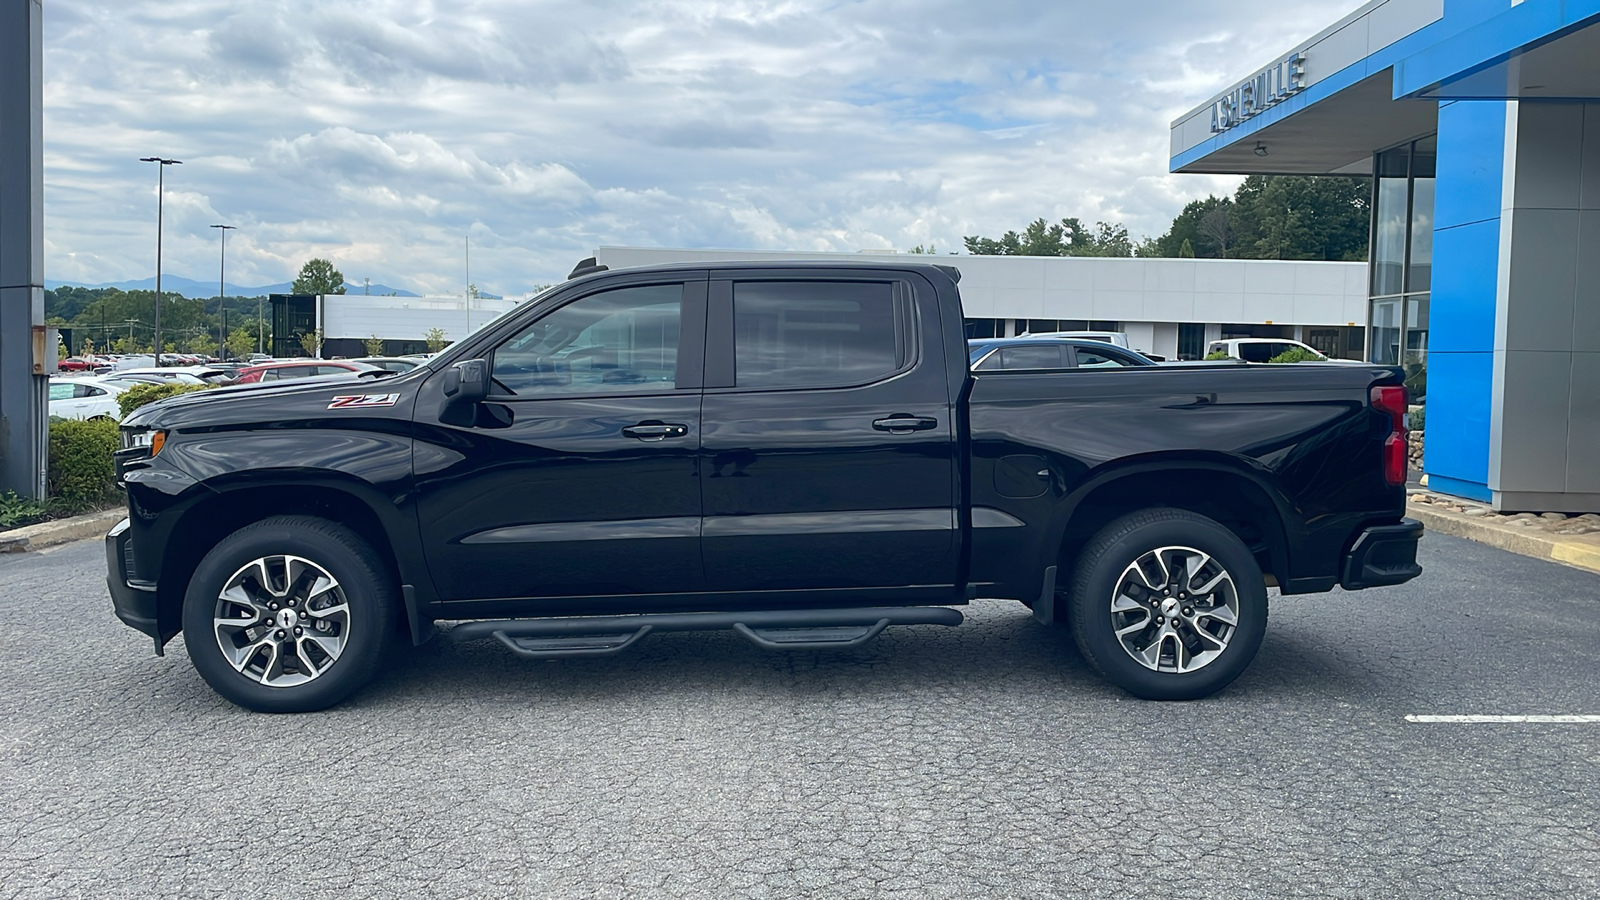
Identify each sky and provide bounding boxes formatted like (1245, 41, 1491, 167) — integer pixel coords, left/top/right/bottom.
(42, 0, 1343, 296)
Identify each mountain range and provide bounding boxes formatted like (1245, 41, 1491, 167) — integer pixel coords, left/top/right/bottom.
(45, 274, 423, 299)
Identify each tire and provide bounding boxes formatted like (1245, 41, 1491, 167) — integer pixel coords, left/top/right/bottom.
(1067, 508, 1267, 701)
(182, 515, 398, 713)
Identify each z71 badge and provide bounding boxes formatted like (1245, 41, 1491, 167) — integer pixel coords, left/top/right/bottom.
(327, 393, 401, 409)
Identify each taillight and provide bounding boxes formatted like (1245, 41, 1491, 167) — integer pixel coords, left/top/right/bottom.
(1370, 385, 1408, 486)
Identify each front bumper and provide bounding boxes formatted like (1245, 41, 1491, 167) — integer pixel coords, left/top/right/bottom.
(106, 517, 162, 652)
(1339, 518, 1424, 590)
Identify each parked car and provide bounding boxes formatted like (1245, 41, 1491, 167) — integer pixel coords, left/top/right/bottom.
(115, 366, 234, 385)
(100, 374, 192, 388)
(230, 360, 383, 383)
(1207, 338, 1361, 363)
(47, 376, 126, 421)
(1020, 330, 1129, 347)
(109, 260, 1421, 713)
(968, 338, 1155, 370)
(351, 356, 424, 373)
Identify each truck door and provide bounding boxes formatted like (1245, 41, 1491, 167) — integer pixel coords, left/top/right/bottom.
(413, 275, 707, 603)
(697, 270, 959, 599)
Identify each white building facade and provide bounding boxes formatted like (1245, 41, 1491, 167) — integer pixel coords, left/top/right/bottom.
(593, 247, 1370, 360)
(311, 294, 527, 358)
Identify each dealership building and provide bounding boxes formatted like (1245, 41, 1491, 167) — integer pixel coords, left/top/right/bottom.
(1172, 0, 1600, 511)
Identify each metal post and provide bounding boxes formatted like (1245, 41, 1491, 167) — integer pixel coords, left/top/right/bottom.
(210, 224, 234, 357)
(0, 0, 48, 498)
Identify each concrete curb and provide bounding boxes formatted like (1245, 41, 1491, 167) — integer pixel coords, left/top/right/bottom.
(1408, 500, 1600, 576)
(0, 508, 124, 554)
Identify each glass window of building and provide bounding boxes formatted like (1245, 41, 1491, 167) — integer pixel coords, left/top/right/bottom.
(1367, 135, 1435, 392)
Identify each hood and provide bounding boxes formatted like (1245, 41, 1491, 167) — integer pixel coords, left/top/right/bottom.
(121, 371, 414, 430)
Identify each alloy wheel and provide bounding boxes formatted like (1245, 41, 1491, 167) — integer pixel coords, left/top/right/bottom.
(1109, 545, 1239, 673)
(212, 555, 350, 687)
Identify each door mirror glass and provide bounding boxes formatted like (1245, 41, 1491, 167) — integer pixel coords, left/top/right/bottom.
(443, 358, 490, 404)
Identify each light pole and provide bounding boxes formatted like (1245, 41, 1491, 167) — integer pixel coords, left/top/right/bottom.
(139, 156, 182, 365)
(210, 224, 236, 358)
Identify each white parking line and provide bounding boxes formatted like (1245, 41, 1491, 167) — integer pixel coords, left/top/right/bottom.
(1406, 715, 1600, 723)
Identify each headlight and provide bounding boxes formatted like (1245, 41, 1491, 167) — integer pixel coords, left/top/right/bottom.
(120, 428, 166, 457)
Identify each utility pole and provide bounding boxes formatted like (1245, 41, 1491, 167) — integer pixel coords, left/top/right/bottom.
(210, 224, 235, 358)
(139, 156, 181, 365)
(257, 296, 264, 355)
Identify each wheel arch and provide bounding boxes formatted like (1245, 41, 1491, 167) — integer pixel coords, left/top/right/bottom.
(156, 475, 424, 646)
(1042, 455, 1296, 615)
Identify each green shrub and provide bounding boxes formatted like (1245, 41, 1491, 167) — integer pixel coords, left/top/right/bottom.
(0, 491, 51, 530)
(1267, 347, 1325, 364)
(1203, 350, 1233, 361)
(1404, 362, 1427, 400)
(47, 418, 122, 512)
(1411, 405, 1425, 432)
(118, 382, 213, 417)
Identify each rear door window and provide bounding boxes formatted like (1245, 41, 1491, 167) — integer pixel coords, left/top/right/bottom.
(1073, 347, 1135, 368)
(998, 345, 1067, 369)
(732, 281, 902, 389)
(1238, 343, 1274, 362)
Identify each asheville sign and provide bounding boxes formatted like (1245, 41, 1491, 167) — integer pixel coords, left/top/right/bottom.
(1210, 52, 1306, 134)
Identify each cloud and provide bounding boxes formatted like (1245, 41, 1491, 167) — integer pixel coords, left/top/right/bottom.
(42, 0, 1344, 293)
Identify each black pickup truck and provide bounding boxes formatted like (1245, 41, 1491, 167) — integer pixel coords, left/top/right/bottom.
(108, 260, 1422, 712)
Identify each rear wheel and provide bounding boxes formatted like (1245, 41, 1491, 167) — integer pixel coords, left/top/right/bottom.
(1067, 508, 1267, 700)
(182, 515, 398, 712)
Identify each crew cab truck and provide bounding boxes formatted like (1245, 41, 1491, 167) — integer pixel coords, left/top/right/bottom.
(108, 261, 1423, 712)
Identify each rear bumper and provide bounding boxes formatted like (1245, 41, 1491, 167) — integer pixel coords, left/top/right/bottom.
(1339, 518, 1424, 590)
(106, 517, 161, 647)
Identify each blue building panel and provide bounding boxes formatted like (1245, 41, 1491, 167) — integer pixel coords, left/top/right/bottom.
(1431, 101, 1506, 230)
(1428, 220, 1501, 353)
(1422, 350, 1494, 496)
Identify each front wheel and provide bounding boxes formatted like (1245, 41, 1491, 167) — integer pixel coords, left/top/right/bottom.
(182, 515, 398, 712)
(1067, 508, 1267, 700)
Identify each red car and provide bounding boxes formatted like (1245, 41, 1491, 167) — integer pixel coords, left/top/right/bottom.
(232, 360, 381, 384)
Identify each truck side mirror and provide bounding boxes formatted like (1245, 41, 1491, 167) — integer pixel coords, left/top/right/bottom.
(443, 358, 489, 404)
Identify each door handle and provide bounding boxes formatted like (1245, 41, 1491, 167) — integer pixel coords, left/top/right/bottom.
(621, 421, 689, 441)
(872, 415, 938, 434)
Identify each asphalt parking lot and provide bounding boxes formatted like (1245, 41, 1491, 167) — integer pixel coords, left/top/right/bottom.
(1, 532, 1597, 899)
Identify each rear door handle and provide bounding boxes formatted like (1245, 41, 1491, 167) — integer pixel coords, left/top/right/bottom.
(872, 415, 938, 434)
(621, 421, 689, 441)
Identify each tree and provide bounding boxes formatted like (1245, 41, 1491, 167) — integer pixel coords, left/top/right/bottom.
(963, 217, 1138, 258)
(297, 329, 325, 358)
(1199, 205, 1235, 258)
(424, 327, 449, 354)
(224, 327, 254, 360)
(292, 258, 346, 295)
(1145, 176, 1369, 261)
(1179, 238, 1196, 258)
(363, 335, 385, 356)
(191, 334, 217, 357)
